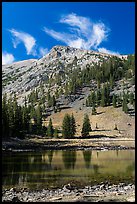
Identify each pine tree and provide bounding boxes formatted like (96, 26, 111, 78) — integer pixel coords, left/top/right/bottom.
(13, 94, 24, 138)
(53, 128, 59, 138)
(112, 94, 117, 108)
(2, 93, 9, 138)
(96, 89, 101, 106)
(62, 114, 71, 138)
(47, 118, 54, 137)
(52, 95, 56, 107)
(47, 92, 52, 107)
(81, 114, 91, 137)
(122, 94, 128, 113)
(109, 74, 114, 89)
(8, 98, 14, 137)
(35, 103, 42, 134)
(91, 91, 96, 107)
(70, 114, 76, 137)
(106, 83, 110, 106)
(117, 95, 122, 107)
(22, 105, 30, 133)
(101, 86, 105, 107)
(129, 92, 134, 105)
(92, 103, 97, 115)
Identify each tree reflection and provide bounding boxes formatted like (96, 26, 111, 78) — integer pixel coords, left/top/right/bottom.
(62, 150, 76, 169)
(126, 162, 135, 174)
(83, 150, 92, 168)
(93, 164, 99, 174)
(47, 150, 54, 165)
(116, 150, 119, 157)
(97, 151, 99, 158)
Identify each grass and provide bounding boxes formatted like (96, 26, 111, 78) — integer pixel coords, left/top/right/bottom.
(45, 105, 134, 139)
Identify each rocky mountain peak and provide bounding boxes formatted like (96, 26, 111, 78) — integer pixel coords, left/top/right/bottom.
(2, 45, 128, 104)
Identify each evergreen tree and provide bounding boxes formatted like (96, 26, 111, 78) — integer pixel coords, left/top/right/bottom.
(53, 128, 59, 138)
(96, 89, 101, 106)
(129, 92, 134, 105)
(35, 103, 42, 134)
(109, 74, 114, 89)
(17, 105, 24, 138)
(47, 118, 54, 137)
(86, 98, 89, 107)
(101, 86, 106, 107)
(86, 95, 92, 107)
(70, 113, 76, 137)
(112, 94, 117, 108)
(91, 91, 96, 107)
(81, 114, 91, 137)
(13, 94, 19, 137)
(106, 83, 111, 106)
(47, 92, 52, 107)
(22, 106, 30, 133)
(7, 97, 15, 137)
(122, 94, 128, 113)
(2, 93, 9, 138)
(52, 95, 56, 107)
(117, 95, 122, 107)
(62, 114, 71, 138)
(64, 83, 69, 96)
(24, 96, 27, 107)
(92, 103, 97, 115)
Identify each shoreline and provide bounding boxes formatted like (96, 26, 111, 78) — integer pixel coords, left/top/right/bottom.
(2, 136, 135, 152)
(2, 182, 135, 202)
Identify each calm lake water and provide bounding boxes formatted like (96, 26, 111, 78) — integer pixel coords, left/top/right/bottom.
(2, 150, 135, 190)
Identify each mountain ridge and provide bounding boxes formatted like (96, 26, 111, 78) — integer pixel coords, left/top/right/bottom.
(2, 45, 128, 99)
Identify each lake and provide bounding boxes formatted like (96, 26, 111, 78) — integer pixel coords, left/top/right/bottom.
(2, 149, 135, 190)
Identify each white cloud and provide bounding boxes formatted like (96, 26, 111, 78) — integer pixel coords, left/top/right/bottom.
(98, 47, 120, 56)
(9, 29, 37, 56)
(39, 47, 49, 57)
(91, 23, 108, 48)
(2, 52, 15, 65)
(60, 13, 91, 36)
(43, 13, 109, 50)
(43, 27, 73, 44)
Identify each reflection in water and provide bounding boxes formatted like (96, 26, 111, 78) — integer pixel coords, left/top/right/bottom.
(126, 162, 135, 174)
(116, 150, 119, 157)
(2, 150, 135, 190)
(47, 150, 54, 165)
(62, 150, 76, 169)
(97, 151, 99, 158)
(93, 164, 99, 174)
(83, 150, 92, 168)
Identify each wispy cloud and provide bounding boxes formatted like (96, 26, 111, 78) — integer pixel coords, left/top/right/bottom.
(9, 29, 37, 56)
(43, 13, 110, 50)
(98, 47, 120, 56)
(39, 47, 49, 57)
(2, 52, 15, 65)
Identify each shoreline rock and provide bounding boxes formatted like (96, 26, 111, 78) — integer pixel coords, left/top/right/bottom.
(2, 182, 135, 202)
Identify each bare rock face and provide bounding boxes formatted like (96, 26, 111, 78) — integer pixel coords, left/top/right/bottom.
(2, 45, 127, 104)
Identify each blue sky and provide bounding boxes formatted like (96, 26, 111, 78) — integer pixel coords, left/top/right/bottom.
(2, 2, 135, 65)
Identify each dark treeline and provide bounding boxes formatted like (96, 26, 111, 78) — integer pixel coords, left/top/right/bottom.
(85, 85, 135, 114)
(2, 93, 91, 139)
(2, 93, 48, 139)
